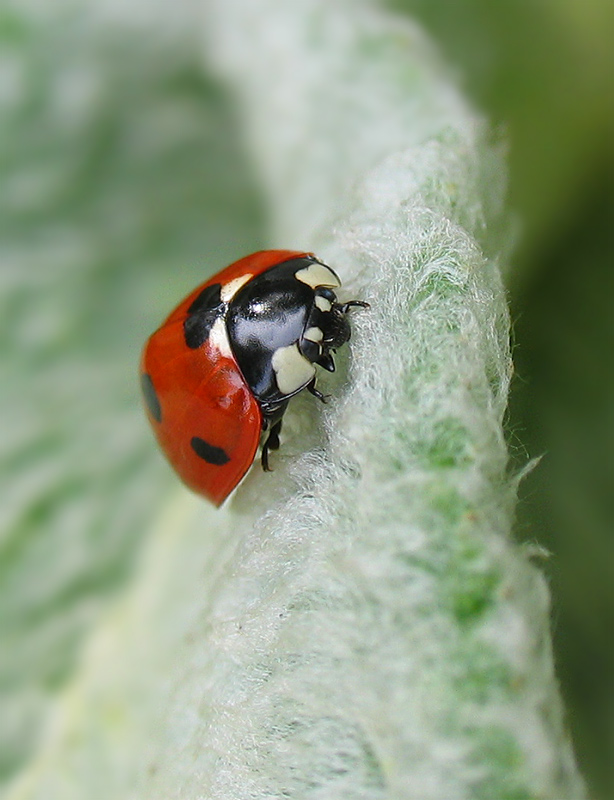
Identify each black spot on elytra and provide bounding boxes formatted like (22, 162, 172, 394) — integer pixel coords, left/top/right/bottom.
(190, 436, 230, 466)
(187, 283, 223, 315)
(141, 373, 162, 422)
(184, 283, 225, 349)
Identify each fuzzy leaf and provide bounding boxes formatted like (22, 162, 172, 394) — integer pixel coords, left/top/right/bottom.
(2, 2, 585, 799)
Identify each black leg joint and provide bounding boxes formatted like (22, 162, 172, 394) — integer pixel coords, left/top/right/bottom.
(308, 378, 329, 404)
(261, 419, 283, 472)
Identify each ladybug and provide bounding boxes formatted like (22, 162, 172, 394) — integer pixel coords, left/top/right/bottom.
(140, 250, 367, 506)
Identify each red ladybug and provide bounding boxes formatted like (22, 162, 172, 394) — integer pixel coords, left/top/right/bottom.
(140, 250, 367, 506)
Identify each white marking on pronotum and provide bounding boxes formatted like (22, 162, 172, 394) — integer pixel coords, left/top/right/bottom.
(271, 344, 316, 395)
(208, 316, 233, 358)
(304, 327, 323, 343)
(295, 263, 341, 289)
(315, 295, 332, 312)
(220, 273, 253, 302)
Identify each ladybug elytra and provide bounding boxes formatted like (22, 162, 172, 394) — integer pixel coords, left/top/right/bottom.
(140, 250, 367, 506)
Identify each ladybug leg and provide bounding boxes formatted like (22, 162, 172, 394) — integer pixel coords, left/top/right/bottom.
(316, 353, 335, 372)
(307, 378, 330, 404)
(262, 419, 283, 472)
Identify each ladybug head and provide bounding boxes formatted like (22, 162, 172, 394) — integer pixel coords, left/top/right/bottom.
(299, 287, 369, 373)
(321, 300, 351, 350)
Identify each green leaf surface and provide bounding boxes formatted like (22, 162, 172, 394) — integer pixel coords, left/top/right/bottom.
(2, 0, 608, 797)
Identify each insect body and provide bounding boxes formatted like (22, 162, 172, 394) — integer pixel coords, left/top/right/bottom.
(140, 250, 367, 505)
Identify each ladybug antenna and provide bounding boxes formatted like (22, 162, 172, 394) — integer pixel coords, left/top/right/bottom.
(336, 300, 370, 314)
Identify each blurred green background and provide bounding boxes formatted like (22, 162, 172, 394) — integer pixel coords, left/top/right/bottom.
(0, 0, 611, 797)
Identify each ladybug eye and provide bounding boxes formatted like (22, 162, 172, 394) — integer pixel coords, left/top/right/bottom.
(314, 287, 336, 314)
(316, 287, 336, 302)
